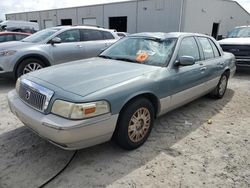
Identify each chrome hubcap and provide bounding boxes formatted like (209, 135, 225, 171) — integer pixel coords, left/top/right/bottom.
(128, 107, 151, 143)
(219, 76, 227, 95)
(23, 63, 43, 74)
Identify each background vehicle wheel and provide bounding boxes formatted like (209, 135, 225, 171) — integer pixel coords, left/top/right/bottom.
(210, 73, 229, 99)
(16, 58, 45, 78)
(113, 98, 155, 150)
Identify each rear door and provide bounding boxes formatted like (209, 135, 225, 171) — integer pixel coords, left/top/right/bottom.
(79, 29, 115, 59)
(49, 29, 82, 64)
(196, 37, 222, 89)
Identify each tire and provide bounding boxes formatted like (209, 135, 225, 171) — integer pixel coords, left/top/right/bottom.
(210, 73, 229, 99)
(113, 98, 155, 150)
(16, 58, 45, 78)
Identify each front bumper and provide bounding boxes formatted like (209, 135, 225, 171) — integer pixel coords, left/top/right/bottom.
(0, 56, 16, 78)
(8, 90, 119, 150)
(235, 58, 250, 68)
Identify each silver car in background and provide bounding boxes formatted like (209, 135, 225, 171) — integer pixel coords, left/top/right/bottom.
(0, 26, 119, 78)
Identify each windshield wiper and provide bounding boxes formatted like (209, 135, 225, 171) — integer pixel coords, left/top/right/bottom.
(98, 55, 113, 59)
(114, 57, 139, 63)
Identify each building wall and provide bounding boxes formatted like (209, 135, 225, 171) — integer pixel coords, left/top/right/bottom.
(137, 0, 182, 32)
(103, 1, 137, 33)
(5, 0, 250, 36)
(182, 0, 250, 36)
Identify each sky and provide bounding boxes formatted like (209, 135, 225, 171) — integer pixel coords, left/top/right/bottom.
(0, 0, 250, 20)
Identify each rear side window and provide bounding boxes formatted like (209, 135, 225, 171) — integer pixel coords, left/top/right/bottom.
(178, 37, 200, 61)
(5, 35, 14, 41)
(81, 29, 103, 41)
(57, 29, 80, 43)
(103, 31, 114, 39)
(209, 39, 220, 58)
(16, 34, 28, 41)
(198, 37, 214, 60)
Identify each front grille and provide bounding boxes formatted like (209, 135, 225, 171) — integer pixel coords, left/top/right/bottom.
(19, 83, 46, 111)
(220, 45, 250, 57)
(17, 79, 54, 112)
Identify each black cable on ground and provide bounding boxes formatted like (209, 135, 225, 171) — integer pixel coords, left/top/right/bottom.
(38, 150, 78, 188)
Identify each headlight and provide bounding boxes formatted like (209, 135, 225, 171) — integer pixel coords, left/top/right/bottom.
(15, 78, 21, 93)
(0, 50, 17, 56)
(51, 100, 110, 120)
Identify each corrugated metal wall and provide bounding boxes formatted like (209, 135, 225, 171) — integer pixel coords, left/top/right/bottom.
(5, 0, 182, 33)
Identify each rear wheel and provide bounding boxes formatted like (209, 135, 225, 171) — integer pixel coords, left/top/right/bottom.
(16, 58, 45, 78)
(113, 98, 154, 150)
(210, 73, 228, 99)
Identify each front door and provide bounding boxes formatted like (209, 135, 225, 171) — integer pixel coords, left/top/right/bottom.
(49, 29, 82, 65)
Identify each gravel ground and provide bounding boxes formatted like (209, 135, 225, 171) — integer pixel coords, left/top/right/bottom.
(0, 71, 249, 188)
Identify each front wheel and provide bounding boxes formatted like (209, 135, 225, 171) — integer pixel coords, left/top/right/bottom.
(210, 73, 228, 99)
(16, 58, 45, 78)
(113, 98, 155, 150)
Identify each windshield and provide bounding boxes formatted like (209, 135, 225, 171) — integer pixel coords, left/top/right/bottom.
(100, 37, 177, 67)
(22, 28, 61, 43)
(227, 27, 250, 38)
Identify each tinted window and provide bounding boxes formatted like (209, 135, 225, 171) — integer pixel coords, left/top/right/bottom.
(5, 35, 14, 41)
(57, 29, 80, 43)
(209, 39, 220, 58)
(16, 34, 28, 41)
(178, 37, 200, 61)
(0, 35, 6, 42)
(81, 29, 103, 41)
(198, 37, 214, 60)
(103, 31, 114, 39)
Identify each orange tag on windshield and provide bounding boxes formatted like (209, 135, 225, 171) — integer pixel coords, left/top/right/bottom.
(136, 52, 149, 63)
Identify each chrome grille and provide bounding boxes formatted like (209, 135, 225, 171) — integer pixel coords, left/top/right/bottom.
(17, 79, 54, 112)
(19, 83, 46, 111)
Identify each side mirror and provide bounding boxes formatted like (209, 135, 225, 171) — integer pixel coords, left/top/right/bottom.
(175, 56, 195, 66)
(49, 37, 61, 45)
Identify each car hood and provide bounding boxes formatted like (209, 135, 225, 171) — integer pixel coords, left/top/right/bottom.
(0, 41, 34, 51)
(219, 38, 250, 45)
(27, 57, 160, 97)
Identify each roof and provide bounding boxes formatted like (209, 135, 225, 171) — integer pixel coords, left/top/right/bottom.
(129, 32, 209, 40)
(50, 25, 114, 32)
(0, 31, 31, 35)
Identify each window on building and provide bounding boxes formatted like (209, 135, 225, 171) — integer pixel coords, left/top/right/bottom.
(178, 37, 200, 61)
(30, 20, 37, 23)
(82, 18, 97, 26)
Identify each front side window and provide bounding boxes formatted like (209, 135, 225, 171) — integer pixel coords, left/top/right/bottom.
(100, 37, 177, 67)
(57, 29, 80, 43)
(198, 37, 214, 60)
(178, 37, 200, 61)
(22, 28, 61, 43)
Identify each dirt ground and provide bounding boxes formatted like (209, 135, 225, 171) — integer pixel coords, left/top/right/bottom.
(0, 71, 249, 188)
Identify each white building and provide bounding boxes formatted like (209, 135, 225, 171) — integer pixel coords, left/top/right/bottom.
(5, 0, 250, 38)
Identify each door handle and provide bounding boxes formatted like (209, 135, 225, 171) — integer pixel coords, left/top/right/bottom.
(218, 62, 224, 66)
(200, 67, 207, 71)
(77, 45, 83, 48)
